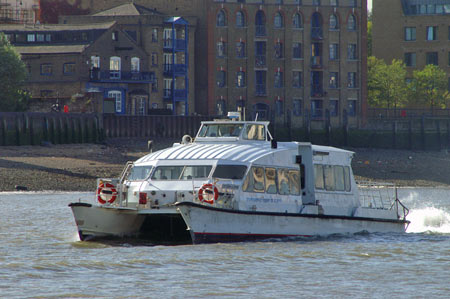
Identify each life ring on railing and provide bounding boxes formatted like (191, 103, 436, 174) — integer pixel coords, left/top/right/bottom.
(198, 183, 218, 204)
(97, 182, 118, 204)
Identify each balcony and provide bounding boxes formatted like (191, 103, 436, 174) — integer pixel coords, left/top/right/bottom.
(255, 84, 266, 96)
(310, 56, 322, 68)
(89, 69, 155, 83)
(255, 26, 266, 37)
(163, 63, 187, 76)
(163, 38, 187, 51)
(255, 55, 266, 67)
(311, 85, 324, 97)
(311, 27, 323, 40)
(163, 88, 187, 100)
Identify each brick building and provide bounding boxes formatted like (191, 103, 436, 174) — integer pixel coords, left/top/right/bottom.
(1, 4, 196, 115)
(373, 0, 450, 76)
(77, 0, 367, 128)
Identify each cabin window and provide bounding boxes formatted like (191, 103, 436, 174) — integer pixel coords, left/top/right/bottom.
(265, 168, 277, 194)
(213, 165, 247, 179)
(198, 124, 243, 137)
(324, 165, 335, 191)
(334, 166, 345, 191)
(289, 170, 300, 195)
(243, 166, 265, 192)
(127, 166, 153, 181)
(243, 124, 265, 140)
(314, 164, 325, 189)
(315, 164, 351, 192)
(151, 165, 212, 180)
(277, 169, 290, 195)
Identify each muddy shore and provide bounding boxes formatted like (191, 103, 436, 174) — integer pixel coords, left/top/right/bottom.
(1, 138, 450, 192)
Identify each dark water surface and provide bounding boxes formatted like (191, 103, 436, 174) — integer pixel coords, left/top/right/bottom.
(0, 189, 449, 298)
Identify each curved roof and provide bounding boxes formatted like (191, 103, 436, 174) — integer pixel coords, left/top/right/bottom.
(136, 142, 288, 164)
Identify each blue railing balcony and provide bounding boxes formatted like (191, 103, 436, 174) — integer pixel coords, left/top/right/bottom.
(255, 25, 266, 37)
(89, 70, 155, 83)
(163, 63, 187, 76)
(255, 55, 266, 67)
(310, 56, 322, 68)
(163, 39, 187, 51)
(174, 89, 187, 100)
(255, 84, 266, 96)
(311, 27, 323, 40)
(311, 85, 324, 97)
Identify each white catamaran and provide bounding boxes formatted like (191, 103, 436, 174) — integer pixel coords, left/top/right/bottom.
(69, 114, 409, 244)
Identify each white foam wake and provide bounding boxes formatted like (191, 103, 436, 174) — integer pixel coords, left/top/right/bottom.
(406, 207, 450, 234)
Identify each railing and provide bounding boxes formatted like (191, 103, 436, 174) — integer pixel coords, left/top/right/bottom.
(255, 55, 266, 67)
(310, 85, 323, 97)
(89, 70, 155, 82)
(255, 25, 266, 37)
(311, 56, 322, 68)
(163, 38, 187, 51)
(368, 108, 450, 119)
(255, 84, 266, 96)
(357, 181, 395, 210)
(163, 63, 187, 75)
(311, 27, 323, 40)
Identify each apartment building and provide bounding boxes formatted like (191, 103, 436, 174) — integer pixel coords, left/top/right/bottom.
(373, 0, 450, 75)
(1, 3, 196, 115)
(79, 0, 368, 127)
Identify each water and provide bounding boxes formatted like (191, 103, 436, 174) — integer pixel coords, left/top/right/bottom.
(0, 189, 449, 298)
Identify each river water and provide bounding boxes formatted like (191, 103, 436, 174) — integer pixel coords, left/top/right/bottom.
(0, 189, 449, 298)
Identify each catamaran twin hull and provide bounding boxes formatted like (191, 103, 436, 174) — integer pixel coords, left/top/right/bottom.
(176, 202, 409, 244)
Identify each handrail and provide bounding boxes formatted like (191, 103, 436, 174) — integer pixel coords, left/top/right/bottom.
(118, 161, 134, 206)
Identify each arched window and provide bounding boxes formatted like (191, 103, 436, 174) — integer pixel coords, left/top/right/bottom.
(311, 12, 322, 28)
(217, 10, 227, 27)
(109, 56, 121, 79)
(329, 14, 338, 30)
(347, 14, 356, 30)
(292, 13, 303, 29)
(274, 12, 283, 28)
(236, 11, 245, 27)
(255, 10, 266, 36)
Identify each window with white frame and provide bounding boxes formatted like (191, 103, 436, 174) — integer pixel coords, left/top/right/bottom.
(109, 56, 121, 79)
(131, 57, 140, 72)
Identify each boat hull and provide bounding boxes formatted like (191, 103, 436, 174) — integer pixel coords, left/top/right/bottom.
(176, 202, 408, 244)
(69, 203, 145, 241)
(69, 203, 192, 243)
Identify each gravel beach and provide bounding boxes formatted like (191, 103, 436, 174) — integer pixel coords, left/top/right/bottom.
(1, 138, 450, 191)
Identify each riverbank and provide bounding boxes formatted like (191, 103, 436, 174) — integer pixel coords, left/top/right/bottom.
(1, 138, 450, 191)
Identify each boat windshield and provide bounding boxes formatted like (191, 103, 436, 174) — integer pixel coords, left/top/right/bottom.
(151, 165, 212, 180)
(197, 124, 243, 137)
(212, 165, 247, 179)
(127, 166, 153, 181)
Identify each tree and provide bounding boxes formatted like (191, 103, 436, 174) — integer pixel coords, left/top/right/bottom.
(368, 56, 408, 109)
(409, 64, 450, 113)
(0, 33, 29, 111)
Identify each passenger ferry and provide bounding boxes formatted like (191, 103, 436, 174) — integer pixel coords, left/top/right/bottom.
(69, 114, 410, 244)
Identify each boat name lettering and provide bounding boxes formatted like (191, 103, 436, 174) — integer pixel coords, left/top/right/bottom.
(246, 197, 282, 203)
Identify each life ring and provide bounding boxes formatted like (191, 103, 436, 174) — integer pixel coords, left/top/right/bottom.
(97, 182, 117, 204)
(198, 183, 218, 204)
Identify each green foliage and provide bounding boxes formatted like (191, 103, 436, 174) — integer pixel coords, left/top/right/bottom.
(409, 64, 450, 111)
(0, 33, 29, 112)
(368, 57, 408, 109)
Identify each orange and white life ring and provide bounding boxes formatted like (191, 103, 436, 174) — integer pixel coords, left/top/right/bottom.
(198, 183, 218, 204)
(97, 182, 118, 204)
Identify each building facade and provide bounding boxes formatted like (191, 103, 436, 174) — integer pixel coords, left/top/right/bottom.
(373, 0, 450, 76)
(1, 4, 196, 115)
(0, 0, 39, 24)
(73, 0, 367, 127)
